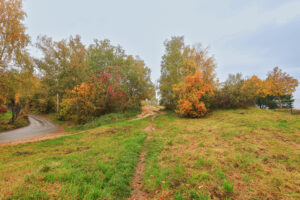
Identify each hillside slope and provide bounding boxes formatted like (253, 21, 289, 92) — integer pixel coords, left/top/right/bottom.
(0, 108, 299, 200)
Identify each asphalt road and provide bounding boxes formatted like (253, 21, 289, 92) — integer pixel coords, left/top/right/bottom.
(0, 115, 58, 144)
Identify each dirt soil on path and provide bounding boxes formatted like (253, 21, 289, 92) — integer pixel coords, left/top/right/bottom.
(132, 106, 165, 120)
(130, 114, 157, 200)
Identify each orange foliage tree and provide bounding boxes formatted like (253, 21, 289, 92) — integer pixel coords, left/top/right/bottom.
(264, 67, 298, 108)
(173, 71, 214, 117)
(60, 66, 128, 123)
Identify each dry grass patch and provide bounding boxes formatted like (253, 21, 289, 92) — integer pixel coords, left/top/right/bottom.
(143, 108, 300, 200)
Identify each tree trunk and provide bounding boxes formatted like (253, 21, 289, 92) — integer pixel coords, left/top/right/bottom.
(9, 99, 21, 124)
(278, 96, 282, 109)
(56, 93, 60, 113)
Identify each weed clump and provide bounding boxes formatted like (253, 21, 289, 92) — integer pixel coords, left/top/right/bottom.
(40, 165, 51, 173)
(223, 180, 234, 194)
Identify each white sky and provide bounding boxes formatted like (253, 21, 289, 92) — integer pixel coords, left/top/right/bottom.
(23, 0, 300, 99)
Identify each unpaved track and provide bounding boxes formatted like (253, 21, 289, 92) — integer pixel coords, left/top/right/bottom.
(130, 115, 156, 200)
(132, 106, 164, 121)
(0, 115, 59, 144)
(130, 106, 165, 200)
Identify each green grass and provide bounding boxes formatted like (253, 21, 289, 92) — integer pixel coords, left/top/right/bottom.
(0, 108, 299, 199)
(66, 109, 141, 131)
(0, 116, 150, 199)
(43, 109, 141, 132)
(223, 180, 234, 194)
(142, 108, 300, 199)
(0, 112, 29, 132)
(0, 111, 11, 122)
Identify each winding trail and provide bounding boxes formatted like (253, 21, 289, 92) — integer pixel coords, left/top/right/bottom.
(130, 106, 166, 200)
(0, 115, 59, 144)
(130, 116, 155, 200)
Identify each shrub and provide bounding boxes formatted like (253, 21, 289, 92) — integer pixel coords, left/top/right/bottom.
(210, 73, 257, 109)
(0, 106, 7, 114)
(173, 71, 214, 118)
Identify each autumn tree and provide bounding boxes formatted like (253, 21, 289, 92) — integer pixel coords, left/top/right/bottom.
(97, 65, 126, 112)
(60, 82, 98, 123)
(87, 39, 125, 71)
(87, 40, 154, 109)
(0, 71, 7, 105)
(159, 37, 216, 110)
(30, 83, 55, 113)
(0, 0, 29, 111)
(264, 67, 298, 109)
(241, 75, 265, 106)
(159, 36, 185, 109)
(182, 45, 216, 84)
(2, 67, 39, 122)
(210, 73, 258, 109)
(60, 66, 124, 123)
(58, 39, 154, 123)
(35, 35, 87, 113)
(173, 71, 214, 117)
(0, 0, 29, 69)
(122, 56, 155, 108)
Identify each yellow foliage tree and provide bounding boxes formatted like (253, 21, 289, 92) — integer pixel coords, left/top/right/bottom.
(60, 82, 98, 123)
(264, 67, 298, 109)
(0, 0, 28, 69)
(182, 45, 216, 87)
(242, 75, 265, 97)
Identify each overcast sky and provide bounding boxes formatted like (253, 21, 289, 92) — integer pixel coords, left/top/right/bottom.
(23, 0, 300, 99)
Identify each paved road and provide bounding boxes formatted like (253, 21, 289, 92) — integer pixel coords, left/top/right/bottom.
(0, 115, 58, 144)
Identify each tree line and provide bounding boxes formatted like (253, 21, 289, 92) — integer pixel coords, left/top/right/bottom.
(0, 0, 299, 124)
(0, 0, 154, 123)
(158, 36, 299, 117)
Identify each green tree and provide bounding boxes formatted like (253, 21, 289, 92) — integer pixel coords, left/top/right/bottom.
(122, 56, 155, 108)
(35, 35, 87, 113)
(58, 39, 155, 123)
(159, 36, 216, 110)
(87, 39, 154, 110)
(211, 73, 257, 109)
(159, 36, 185, 109)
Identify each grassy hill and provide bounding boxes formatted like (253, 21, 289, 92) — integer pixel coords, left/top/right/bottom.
(0, 108, 299, 200)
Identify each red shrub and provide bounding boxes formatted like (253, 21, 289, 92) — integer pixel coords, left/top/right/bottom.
(0, 106, 7, 114)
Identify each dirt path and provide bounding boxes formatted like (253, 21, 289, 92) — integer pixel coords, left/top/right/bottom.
(132, 106, 164, 121)
(130, 106, 165, 199)
(130, 114, 156, 200)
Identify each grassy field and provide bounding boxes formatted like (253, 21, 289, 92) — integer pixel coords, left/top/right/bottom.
(0, 112, 29, 132)
(143, 108, 300, 200)
(0, 108, 299, 199)
(0, 116, 151, 199)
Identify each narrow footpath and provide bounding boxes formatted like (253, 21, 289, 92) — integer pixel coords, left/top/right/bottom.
(130, 115, 156, 200)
